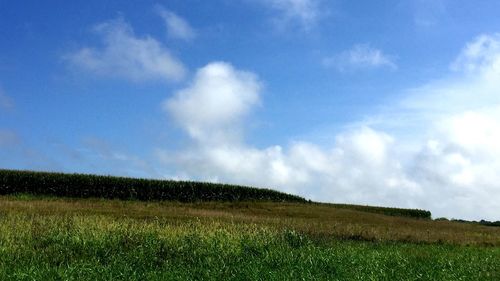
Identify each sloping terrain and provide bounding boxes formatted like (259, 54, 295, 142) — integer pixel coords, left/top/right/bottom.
(0, 170, 499, 280)
(0, 195, 499, 280)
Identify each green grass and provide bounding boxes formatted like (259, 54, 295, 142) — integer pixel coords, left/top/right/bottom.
(3, 195, 498, 246)
(0, 196, 499, 280)
(0, 213, 499, 281)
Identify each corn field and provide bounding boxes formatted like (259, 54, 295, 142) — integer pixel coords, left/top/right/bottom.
(0, 169, 306, 203)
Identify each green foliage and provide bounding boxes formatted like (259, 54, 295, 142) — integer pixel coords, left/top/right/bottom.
(449, 219, 500, 228)
(0, 213, 498, 280)
(330, 203, 432, 219)
(0, 169, 306, 203)
(480, 220, 500, 227)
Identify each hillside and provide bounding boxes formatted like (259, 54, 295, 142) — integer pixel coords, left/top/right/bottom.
(1, 169, 499, 280)
(0, 169, 433, 219)
(0, 195, 499, 280)
(1, 195, 498, 246)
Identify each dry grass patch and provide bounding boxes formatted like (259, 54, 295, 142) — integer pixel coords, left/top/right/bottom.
(1, 196, 499, 246)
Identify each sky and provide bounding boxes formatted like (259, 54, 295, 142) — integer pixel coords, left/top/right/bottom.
(1, 0, 500, 220)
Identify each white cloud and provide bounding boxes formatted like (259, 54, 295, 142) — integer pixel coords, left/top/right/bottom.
(159, 34, 500, 221)
(155, 5, 196, 41)
(323, 44, 397, 72)
(257, 0, 322, 30)
(451, 33, 500, 74)
(370, 33, 500, 220)
(163, 62, 261, 144)
(66, 18, 186, 82)
(158, 123, 420, 207)
(159, 62, 420, 211)
(0, 87, 13, 110)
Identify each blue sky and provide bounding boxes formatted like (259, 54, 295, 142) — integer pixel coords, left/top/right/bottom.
(2, 0, 500, 220)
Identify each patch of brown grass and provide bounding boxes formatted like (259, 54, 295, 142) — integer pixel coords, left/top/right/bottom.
(1, 196, 498, 246)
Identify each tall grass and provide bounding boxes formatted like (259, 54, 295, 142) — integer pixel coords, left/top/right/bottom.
(2, 196, 499, 246)
(0, 213, 498, 280)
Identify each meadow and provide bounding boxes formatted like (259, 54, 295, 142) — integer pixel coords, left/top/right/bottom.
(1, 195, 499, 280)
(0, 170, 499, 280)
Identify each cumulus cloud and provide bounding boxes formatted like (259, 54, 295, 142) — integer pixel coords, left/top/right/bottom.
(451, 33, 500, 74)
(160, 62, 420, 210)
(164, 62, 261, 144)
(323, 44, 397, 72)
(155, 5, 196, 41)
(370, 33, 500, 220)
(66, 18, 186, 82)
(160, 34, 500, 221)
(257, 0, 322, 30)
(159, 121, 420, 208)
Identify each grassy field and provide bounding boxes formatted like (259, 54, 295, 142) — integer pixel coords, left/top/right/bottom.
(1, 195, 499, 280)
